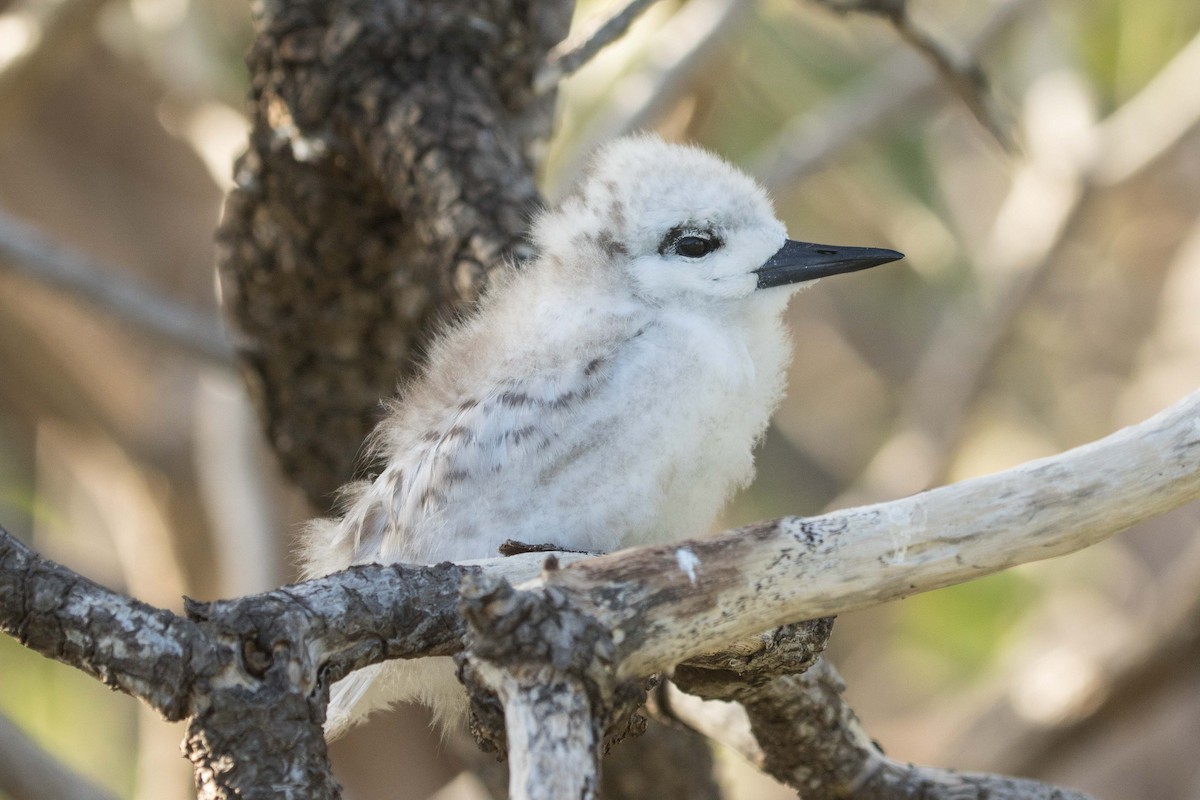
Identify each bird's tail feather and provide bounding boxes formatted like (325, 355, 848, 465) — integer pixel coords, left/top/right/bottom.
(324, 657, 467, 738)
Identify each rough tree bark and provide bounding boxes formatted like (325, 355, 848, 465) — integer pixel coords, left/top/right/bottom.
(4, 0, 1197, 798)
(671, 646, 1089, 799)
(208, 1, 808, 795)
(216, 0, 570, 509)
(4, 386, 1195, 797)
(217, 1, 730, 796)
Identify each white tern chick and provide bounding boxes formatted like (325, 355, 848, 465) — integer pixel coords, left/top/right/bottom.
(302, 135, 902, 736)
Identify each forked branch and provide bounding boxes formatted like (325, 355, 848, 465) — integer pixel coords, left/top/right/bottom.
(2, 387, 1196, 797)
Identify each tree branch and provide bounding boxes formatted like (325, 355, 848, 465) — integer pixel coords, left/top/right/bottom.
(216, 0, 572, 509)
(1, 386, 1195, 796)
(0, 528, 209, 721)
(835, 24, 1200, 508)
(808, 0, 1017, 151)
(754, 0, 1035, 186)
(518, 386, 1200, 680)
(534, 0, 662, 93)
(0, 208, 233, 368)
(1090, 25, 1200, 185)
(445, 389, 1197, 797)
(0, 523, 577, 798)
(670, 657, 1093, 799)
(551, 0, 754, 190)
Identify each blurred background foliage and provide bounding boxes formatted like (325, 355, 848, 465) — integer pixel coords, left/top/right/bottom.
(0, 0, 1198, 798)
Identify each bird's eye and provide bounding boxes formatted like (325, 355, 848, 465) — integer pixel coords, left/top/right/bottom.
(659, 228, 721, 259)
(675, 235, 715, 258)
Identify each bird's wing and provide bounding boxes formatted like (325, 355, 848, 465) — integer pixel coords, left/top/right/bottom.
(340, 337, 631, 566)
(313, 333, 639, 736)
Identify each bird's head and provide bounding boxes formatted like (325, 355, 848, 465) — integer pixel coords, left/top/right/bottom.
(534, 136, 901, 307)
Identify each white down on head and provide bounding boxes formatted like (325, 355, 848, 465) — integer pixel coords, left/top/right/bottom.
(303, 135, 813, 736)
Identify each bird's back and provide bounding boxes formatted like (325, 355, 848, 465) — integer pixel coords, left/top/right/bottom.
(307, 270, 787, 570)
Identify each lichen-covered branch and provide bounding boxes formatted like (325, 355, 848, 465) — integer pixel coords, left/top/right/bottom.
(0, 532, 577, 798)
(461, 577, 607, 800)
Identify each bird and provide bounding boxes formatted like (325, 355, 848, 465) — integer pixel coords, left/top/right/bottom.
(300, 135, 902, 736)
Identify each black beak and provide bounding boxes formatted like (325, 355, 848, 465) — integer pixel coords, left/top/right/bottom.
(754, 239, 904, 289)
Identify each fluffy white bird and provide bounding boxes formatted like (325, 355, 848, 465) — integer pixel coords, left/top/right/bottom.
(302, 135, 901, 736)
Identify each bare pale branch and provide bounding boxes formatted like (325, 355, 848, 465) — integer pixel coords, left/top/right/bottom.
(545, 387, 1200, 678)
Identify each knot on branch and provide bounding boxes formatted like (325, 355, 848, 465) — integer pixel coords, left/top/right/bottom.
(457, 572, 647, 758)
(672, 618, 835, 702)
(185, 592, 324, 712)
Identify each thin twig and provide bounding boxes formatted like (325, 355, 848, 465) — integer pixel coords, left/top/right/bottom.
(551, 0, 755, 191)
(535, 0, 663, 94)
(809, 0, 1017, 151)
(755, 0, 1035, 187)
(0, 209, 233, 368)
